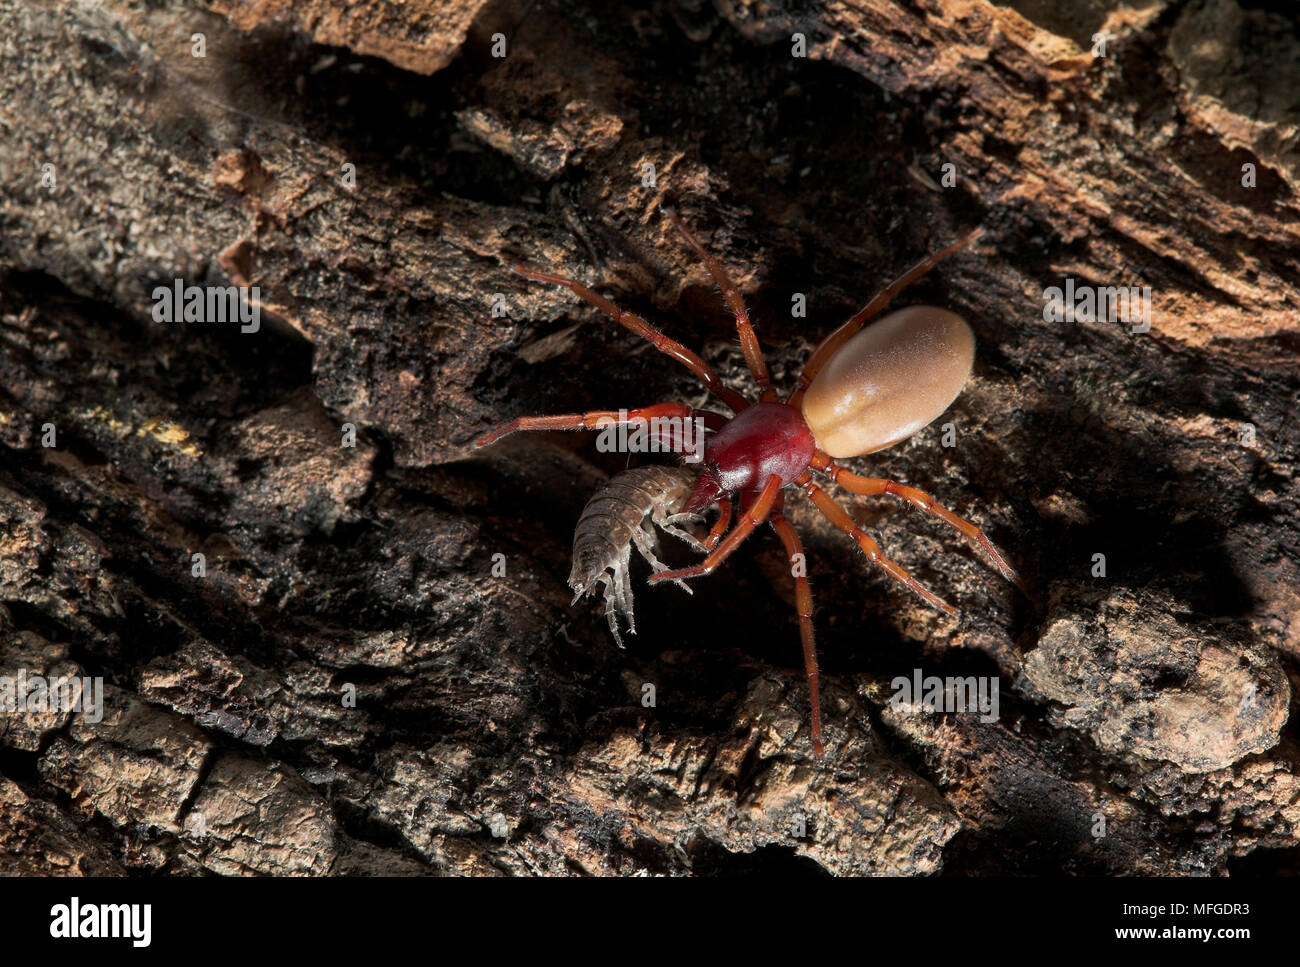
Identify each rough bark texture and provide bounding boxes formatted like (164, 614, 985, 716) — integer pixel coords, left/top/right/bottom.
(0, 0, 1297, 875)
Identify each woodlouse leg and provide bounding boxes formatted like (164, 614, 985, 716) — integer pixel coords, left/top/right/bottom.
(475, 402, 712, 448)
(654, 497, 729, 555)
(615, 543, 635, 637)
(630, 519, 694, 594)
(798, 474, 956, 614)
(512, 265, 749, 413)
(655, 515, 707, 551)
(813, 453, 1026, 592)
(664, 210, 776, 403)
(769, 496, 824, 755)
(597, 573, 628, 649)
(788, 228, 982, 406)
(648, 475, 781, 583)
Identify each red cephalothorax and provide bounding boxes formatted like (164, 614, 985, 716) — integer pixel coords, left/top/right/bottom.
(475, 208, 1025, 754)
(683, 402, 817, 515)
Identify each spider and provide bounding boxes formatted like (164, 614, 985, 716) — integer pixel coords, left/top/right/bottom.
(476, 208, 1025, 754)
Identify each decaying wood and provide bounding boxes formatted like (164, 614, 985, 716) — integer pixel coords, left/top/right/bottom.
(0, 0, 1297, 875)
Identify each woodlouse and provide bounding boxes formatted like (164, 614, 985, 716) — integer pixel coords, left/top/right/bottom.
(568, 464, 704, 648)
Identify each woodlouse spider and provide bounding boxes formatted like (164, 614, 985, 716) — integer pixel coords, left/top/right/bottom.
(476, 209, 1025, 754)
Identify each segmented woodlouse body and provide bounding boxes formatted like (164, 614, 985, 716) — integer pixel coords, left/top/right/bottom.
(568, 465, 704, 647)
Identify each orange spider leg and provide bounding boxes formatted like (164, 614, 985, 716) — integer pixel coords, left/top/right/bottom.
(476, 403, 708, 448)
(769, 495, 823, 755)
(788, 228, 982, 406)
(649, 475, 781, 583)
(812, 452, 1025, 592)
(796, 473, 956, 614)
(664, 209, 776, 403)
(513, 265, 749, 413)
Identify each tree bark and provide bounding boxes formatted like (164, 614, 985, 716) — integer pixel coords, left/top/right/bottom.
(0, 0, 1297, 875)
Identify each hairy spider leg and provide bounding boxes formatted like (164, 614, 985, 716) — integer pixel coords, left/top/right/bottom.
(649, 475, 782, 583)
(797, 473, 956, 614)
(653, 408, 728, 456)
(812, 452, 1026, 592)
(512, 265, 749, 413)
(769, 493, 823, 755)
(475, 403, 719, 449)
(788, 228, 983, 407)
(664, 210, 776, 403)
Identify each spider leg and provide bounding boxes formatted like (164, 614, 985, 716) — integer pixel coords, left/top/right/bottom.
(648, 475, 781, 583)
(475, 402, 718, 449)
(797, 473, 956, 614)
(664, 209, 776, 402)
(769, 495, 824, 755)
(813, 452, 1026, 592)
(513, 265, 749, 413)
(788, 228, 982, 406)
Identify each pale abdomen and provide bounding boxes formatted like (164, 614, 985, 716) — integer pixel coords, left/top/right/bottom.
(800, 306, 975, 458)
